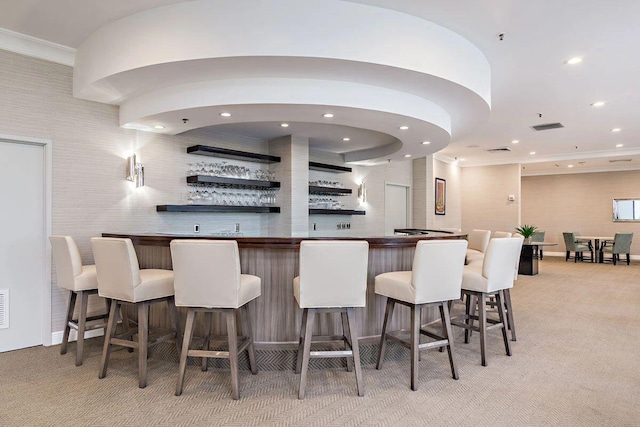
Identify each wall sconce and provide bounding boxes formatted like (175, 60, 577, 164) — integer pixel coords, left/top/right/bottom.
(358, 182, 367, 203)
(126, 154, 144, 187)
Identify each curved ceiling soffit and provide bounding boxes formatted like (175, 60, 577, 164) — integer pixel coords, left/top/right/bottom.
(73, 0, 491, 161)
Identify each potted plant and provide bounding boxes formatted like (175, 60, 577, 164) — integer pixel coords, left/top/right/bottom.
(515, 224, 538, 244)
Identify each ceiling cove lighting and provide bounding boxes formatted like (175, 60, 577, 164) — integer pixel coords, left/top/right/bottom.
(219, 112, 231, 117)
(566, 57, 583, 65)
(322, 113, 334, 118)
(399, 125, 409, 130)
(591, 101, 605, 107)
(280, 123, 289, 128)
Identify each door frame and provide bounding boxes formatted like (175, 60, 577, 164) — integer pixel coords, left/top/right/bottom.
(384, 182, 412, 234)
(0, 133, 52, 346)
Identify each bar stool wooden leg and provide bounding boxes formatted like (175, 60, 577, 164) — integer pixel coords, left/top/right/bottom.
(201, 311, 212, 371)
(167, 296, 182, 355)
(295, 308, 309, 374)
(479, 293, 487, 367)
(410, 304, 420, 391)
(376, 298, 394, 370)
(226, 309, 240, 400)
(138, 303, 149, 388)
(503, 288, 517, 341)
(341, 311, 354, 372)
(241, 305, 258, 375)
(75, 291, 89, 366)
(176, 308, 196, 396)
(440, 302, 459, 380)
(496, 291, 512, 357)
(61, 291, 76, 356)
(346, 307, 364, 397)
(298, 308, 315, 399)
(99, 301, 119, 379)
(464, 294, 472, 344)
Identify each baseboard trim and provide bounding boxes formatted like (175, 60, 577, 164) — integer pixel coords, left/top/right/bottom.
(543, 251, 639, 260)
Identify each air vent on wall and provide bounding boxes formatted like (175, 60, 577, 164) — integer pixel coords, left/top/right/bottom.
(531, 122, 564, 131)
(486, 146, 512, 153)
(0, 289, 8, 329)
(609, 159, 632, 163)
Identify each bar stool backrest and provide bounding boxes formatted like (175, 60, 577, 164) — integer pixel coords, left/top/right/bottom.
(91, 237, 141, 301)
(481, 238, 523, 292)
(170, 240, 242, 308)
(411, 240, 468, 303)
(49, 235, 83, 290)
(468, 229, 491, 253)
(492, 231, 512, 238)
(297, 240, 369, 308)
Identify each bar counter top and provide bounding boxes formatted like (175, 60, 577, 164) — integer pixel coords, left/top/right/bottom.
(102, 231, 466, 249)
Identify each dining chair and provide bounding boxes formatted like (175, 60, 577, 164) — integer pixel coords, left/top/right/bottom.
(562, 232, 593, 262)
(466, 229, 491, 263)
(531, 231, 545, 259)
(600, 232, 633, 265)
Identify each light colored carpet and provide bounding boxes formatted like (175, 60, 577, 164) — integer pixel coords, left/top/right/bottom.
(1, 257, 639, 426)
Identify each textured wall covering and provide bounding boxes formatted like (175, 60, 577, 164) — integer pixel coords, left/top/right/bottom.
(0, 48, 416, 335)
(412, 156, 461, 231)
(522, 171, 640, 255)
(461, 164, 520, 234)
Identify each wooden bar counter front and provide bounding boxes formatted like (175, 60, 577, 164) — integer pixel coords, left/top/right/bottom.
(103, 233, 466, 348)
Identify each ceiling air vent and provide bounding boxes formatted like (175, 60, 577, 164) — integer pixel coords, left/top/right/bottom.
(609, 159, 632, 163)
(486, 146, 512, 153)
(531, 122, 564, 131)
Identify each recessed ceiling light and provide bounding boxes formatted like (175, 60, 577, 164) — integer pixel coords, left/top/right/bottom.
(616, 144, 624, 148)
(511, 139, 519, 144)
(404, 154, 411, 158)
(611, 128, 621, 132)
(219, 112, 231, 117)
(421, 141, 431, 145)
(399, 126, 409, 130)
(280, 123, 289, 128)
(529, 151, 536, 155)
(568, 164, 574, 168)
(459, 158, 466, 161)
(153, 125, 165, 129)
(566, 57, 583, 65)
(322, 113, 334, 118)
(591, 101, 605, 107)
(342, 137, 350, 142)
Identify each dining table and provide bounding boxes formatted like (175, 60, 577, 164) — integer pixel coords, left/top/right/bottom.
(577, 236, 614, 263)
(519, 241, 557, 275)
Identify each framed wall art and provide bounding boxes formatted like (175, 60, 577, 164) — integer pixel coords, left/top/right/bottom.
(435, 177, 446, 215)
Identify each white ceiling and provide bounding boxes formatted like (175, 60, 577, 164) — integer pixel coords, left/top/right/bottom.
(1, 0, 639, 174)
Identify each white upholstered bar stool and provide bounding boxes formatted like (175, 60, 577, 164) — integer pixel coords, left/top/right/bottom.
(492, 231, 512, 238)
(452, 237, 522, 366)
(50, 235, 109, 366)
(467, 234, 522, 342)
(375, 240, 468, 391)
(294, 240, 369, 399)
(91, 237, 181, 388)
(466, 229, 491, 263)
(170, 240, 260, 400)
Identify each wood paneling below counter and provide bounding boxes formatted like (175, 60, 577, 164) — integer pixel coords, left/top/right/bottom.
(103, 233, 466, 344)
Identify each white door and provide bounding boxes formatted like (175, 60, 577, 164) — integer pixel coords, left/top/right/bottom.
(385, 183, 410, 235)
(0, 139, 46, 351)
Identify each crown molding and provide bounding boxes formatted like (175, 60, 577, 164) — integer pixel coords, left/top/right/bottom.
(0, 27, 75, 66)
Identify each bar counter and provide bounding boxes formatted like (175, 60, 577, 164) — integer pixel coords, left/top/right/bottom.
(103, 232, 467, 346)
